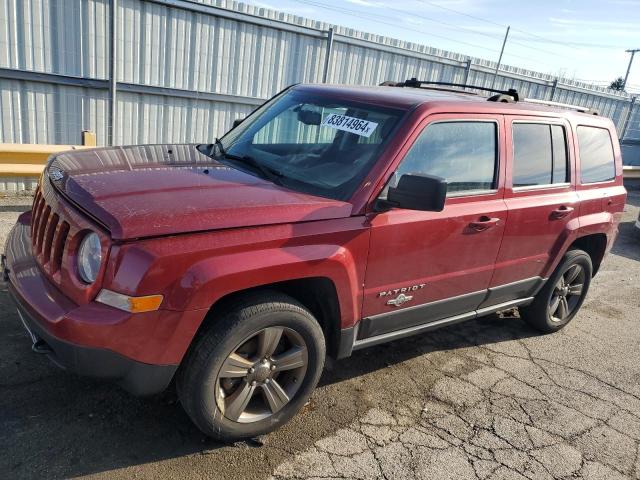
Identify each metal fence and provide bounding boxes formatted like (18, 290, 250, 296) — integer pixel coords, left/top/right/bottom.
(1, 0, 638, 150)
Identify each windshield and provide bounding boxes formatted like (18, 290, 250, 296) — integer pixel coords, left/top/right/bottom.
(216, 89, 404, 200)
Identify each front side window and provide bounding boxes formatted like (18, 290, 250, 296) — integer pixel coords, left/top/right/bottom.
(577, 126, 616, 183)
(392, 121, 498, 195)
(512, 123, 568, 187)
(213, 90, 403, 200)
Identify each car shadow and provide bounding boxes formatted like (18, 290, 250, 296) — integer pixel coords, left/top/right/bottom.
(320, 311, 536, 387)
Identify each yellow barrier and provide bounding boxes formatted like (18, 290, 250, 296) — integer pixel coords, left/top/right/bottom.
(0, 143, 92, 177)
(3, 137, 638, 181)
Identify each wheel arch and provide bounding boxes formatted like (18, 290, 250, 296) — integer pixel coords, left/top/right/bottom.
(566, 233, 608, 276)
(188, 277, 343, 361)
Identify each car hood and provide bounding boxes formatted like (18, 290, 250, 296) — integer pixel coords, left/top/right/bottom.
(47, 144, 353, 240)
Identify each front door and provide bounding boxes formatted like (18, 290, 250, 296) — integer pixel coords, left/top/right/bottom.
(360, 115, 507, 340)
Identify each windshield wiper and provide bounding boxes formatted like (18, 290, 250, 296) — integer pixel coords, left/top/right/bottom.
(198, 139, 285, 185)
(225, 152, 285, 186)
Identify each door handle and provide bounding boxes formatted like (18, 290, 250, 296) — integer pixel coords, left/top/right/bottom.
(469, 216, 500, 231)
(551, 206, 574, 219)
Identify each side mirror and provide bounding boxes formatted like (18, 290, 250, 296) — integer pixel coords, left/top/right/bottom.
(384, 174, 447, 212)
(232, 118, 245, 128)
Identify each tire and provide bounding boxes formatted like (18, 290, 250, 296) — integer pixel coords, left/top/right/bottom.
(177, 291, 326, 441)
(520, 249, 593, 333)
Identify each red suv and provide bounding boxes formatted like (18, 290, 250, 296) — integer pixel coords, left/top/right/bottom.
(3, 80, 626, 441)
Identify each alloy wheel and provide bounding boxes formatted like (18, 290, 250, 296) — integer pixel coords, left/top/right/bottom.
(548, 263, 586, 323)
(215, 326, 308, 423)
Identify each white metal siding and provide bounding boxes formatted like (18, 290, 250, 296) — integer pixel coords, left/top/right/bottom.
(0, 0, 636, 147)
(0, 0, 110, 78)
(115, 91, 254, 144)
(0, 79, 109, 144)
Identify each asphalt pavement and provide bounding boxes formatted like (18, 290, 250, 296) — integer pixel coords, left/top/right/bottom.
(1, 190, 639, 480)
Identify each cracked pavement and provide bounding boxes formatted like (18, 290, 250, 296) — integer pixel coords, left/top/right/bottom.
(1, 189, 639, 480)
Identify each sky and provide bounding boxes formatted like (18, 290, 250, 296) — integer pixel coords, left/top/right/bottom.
(246, 0, 640, 94)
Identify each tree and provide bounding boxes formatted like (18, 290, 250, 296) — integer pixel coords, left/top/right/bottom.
(609, 77, 626, 91)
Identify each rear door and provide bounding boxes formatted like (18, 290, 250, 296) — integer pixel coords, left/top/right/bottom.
(487, 117, 578, 306)
(575, 124, 626, 245)
(360, 114, 507, 339)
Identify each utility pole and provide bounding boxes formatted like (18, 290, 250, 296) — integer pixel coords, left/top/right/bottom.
(322, 28, 334, 83)
(109, 0, 118, 146)
(623, 49, 639, 91)
(491, 26, 510, 88)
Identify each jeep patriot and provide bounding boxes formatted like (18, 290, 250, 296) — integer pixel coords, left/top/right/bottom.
(3, 80, 626, 440)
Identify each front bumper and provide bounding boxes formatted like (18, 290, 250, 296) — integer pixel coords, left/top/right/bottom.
(9, 287, 177, 395)
(3, 212, 179, 396)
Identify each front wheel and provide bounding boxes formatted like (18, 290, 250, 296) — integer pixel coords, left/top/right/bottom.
(520, 249, 593, 333)
(177, 292, 326, 441)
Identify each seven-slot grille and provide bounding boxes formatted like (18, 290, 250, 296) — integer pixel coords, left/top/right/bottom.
(30, 187, 70, 275)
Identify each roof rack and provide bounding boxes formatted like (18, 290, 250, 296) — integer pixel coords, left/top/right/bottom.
(384, 78, 519, 102)
(521, 98, 599, 115)
(381, 78, 599, 115)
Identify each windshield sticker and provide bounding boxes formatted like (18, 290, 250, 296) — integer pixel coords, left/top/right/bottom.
(321, 114, 378, 138)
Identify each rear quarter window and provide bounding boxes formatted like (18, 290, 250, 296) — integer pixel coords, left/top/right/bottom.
(577, 126, 616, 184)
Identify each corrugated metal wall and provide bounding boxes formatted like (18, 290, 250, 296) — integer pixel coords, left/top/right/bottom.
(116, 0, 326, 94)
(624, 102, 640, 141)
(0, 0, 110, 77)
(0, 0, 637, 150)
(115, 92, 254, 144)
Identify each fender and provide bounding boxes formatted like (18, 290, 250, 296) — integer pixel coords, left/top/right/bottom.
(541, 210, 615, 279)
(105, 217, 371, 330)
(540, 216, 582, 279)
(578, 210, 616, 233)
(167, 243, 365, 328)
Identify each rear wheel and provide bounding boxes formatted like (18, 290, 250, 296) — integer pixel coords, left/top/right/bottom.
(520, 249, 592, 333)
(177, 292, 325, 441)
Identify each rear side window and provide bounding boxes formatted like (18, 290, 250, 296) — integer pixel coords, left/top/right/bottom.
(512, 123, 568, 187)
(395, 121, 497, 195)
(577, 126, 615, 183)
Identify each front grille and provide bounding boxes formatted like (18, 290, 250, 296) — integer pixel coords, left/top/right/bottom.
(28, 178, 109, 306)
(31, 187, 70, 275)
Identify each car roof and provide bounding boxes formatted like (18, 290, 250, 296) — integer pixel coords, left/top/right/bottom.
(294, 83, 608, 124)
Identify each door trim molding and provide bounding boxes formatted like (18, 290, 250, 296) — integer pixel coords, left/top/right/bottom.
(349, 276, 547, 354)
(478, 276, 545, 309)
(352, 297, 534, 351)
(357, 289, 486, 340)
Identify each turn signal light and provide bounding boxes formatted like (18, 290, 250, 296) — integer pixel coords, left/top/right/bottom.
(96, 289, 163, 313)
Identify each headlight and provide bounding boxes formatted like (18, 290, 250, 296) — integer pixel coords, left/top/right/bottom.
(77, 232, 102, 283)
